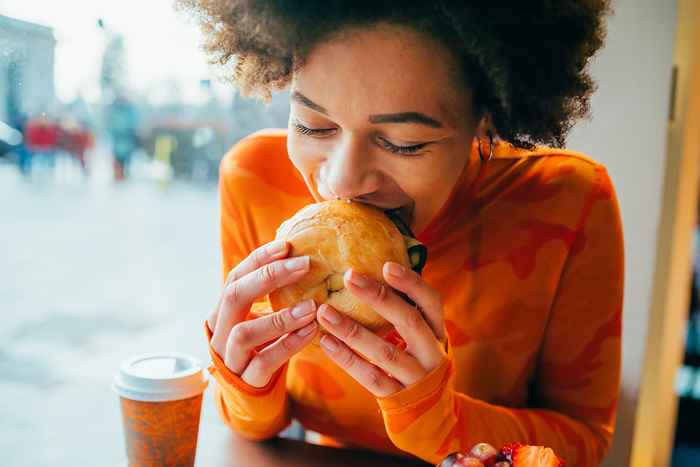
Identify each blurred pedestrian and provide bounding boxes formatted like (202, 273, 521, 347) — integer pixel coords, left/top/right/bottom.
(12, 113, 32, 176)
(25, 115, 59, 172)
(105, 94, 139, 181)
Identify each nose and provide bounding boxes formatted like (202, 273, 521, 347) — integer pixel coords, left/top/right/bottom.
(324, 135, 381, 200)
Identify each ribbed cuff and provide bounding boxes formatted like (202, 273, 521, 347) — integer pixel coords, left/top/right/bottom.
(204, 320, 285, 396)
(377, 338, 454, 413)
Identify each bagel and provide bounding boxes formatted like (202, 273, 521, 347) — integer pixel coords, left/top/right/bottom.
(268, 200, 425, 334)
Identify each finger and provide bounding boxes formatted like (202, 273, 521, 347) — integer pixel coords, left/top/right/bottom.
(319, 334, 403, 397)
(211, 240, 290, 331)
(212, 255, 310, 354)
(240, 321, 318, 388)
(208, 293, 226, 333)
(223, 300, 317, 375)
(317, 304, 425, 386)
(227, 240, 290, 285)
(344, 268, 445, 371)
(383, 262, 445, 341)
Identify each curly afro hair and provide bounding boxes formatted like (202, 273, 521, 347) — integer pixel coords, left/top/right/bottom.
(177, 0, 612, 148)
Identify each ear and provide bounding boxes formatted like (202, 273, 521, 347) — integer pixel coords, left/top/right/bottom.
(474, 113, 496, 140)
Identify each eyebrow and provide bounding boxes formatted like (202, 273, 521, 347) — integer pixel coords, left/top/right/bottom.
(291, 91, 444, 129)
(369, 112, 443, 128)
(291, 91, 328, 114)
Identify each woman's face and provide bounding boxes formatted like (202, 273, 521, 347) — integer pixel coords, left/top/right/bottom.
(288, 23, 479, 234)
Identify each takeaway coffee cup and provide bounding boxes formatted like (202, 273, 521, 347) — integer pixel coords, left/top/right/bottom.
(113, 352, 209, 467)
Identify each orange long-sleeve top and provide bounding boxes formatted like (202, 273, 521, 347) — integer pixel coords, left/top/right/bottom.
(204, 129, 624, 466)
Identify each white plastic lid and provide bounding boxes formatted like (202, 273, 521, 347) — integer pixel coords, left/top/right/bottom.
(112, 352, 209, 402)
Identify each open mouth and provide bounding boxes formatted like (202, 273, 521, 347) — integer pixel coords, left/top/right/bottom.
(384, 204, 415, 232)
(350, 198, 415, 230)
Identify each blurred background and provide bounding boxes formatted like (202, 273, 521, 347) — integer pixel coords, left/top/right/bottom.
(0, 1, 289, 466)
(2, 1, 700, 467)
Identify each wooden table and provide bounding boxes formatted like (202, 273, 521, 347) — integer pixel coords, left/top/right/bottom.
(117, 389, 431, 466)
(193, 388, 431, 466)
(196, 432, 432, 467)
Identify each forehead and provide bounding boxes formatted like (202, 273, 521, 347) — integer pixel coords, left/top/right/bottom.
(292, 23, 471, 127)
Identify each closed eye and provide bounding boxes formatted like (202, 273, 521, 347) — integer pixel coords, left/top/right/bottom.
(377, 137, 430, 155)
(292, 122, 336, 137)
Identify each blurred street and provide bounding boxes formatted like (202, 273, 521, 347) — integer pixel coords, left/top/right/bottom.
(0, 150, 222, 466)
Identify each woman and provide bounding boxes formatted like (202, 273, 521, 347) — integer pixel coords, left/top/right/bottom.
(181, 1, 622, 465)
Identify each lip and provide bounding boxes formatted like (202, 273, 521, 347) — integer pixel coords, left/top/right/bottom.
(312, 173, 415, 228)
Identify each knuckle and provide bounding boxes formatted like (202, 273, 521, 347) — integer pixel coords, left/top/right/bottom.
(381, 344, 401, 364)
(369, 368, 386, 391)
(270, 311, 287, 333)
(230, 323, 253, 348)
(280, 335, 297, 353)
(225, 268, 237, 285)
(253, 246, 267, 268)
(341, 348, 356, 368)
(375, 283, 388, 302)
(404, 307, 425, 330)
(245, 359, 267, 382)
(345, 321, 362, 341)
(223, 282, 242, 307)
(258, 263, 278, 287)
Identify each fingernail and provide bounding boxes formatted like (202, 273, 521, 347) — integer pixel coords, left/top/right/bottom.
(267, 241, 286, 256)
(345, 269, 369, 288)
(385, 262, 405, 278)
(320, 335, 340, 353)
(320, 305, 342, 325)
(296, 322, 316, 337)
(291, 299, 316, 319)
(285, 256, 309, 272)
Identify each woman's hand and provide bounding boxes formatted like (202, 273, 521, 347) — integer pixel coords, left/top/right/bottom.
(317, 261, 447, 397)
(208, 240, 318, 388)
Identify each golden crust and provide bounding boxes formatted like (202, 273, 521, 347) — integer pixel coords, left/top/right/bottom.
(268, 200, 411, 334)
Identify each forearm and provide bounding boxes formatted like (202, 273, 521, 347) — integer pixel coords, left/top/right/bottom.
(206, 321, 292, 440)
(377, 358, 610, 466)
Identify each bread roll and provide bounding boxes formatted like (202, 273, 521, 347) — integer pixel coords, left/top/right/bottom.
(268, 200, 412, 333)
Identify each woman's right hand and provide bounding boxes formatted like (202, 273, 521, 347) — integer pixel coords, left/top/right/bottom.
(207, 240, 318, 388)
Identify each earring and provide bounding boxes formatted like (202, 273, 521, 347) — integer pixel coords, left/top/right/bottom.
(478, 130, 494, 162)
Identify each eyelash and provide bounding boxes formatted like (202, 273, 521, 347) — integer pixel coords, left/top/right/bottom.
(292, 122, 333, 137)
(292, 122, 429, 155)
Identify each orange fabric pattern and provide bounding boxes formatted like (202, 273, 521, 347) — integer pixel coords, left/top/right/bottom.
(206, 129, 624, 466)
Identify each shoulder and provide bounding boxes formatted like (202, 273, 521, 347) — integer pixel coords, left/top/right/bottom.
(219, 129, 310, 198)
(220, 128, 289, 177)
(495, 142, 615, 202)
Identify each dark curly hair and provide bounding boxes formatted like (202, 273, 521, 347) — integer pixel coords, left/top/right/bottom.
(177, 0, 611, 148)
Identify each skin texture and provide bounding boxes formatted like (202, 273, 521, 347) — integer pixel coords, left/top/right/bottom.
(288, 23, 485, 236)
(286, 24, 468, 395)
(210, 24, 483, 391)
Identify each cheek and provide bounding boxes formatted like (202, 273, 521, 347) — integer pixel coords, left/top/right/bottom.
(399, 158, 456, 199)
(287, 133, 321, 174)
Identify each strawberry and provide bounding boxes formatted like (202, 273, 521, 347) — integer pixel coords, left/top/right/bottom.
(500, 444, 565, 467)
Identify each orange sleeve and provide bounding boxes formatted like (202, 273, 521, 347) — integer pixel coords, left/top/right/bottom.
(206, 137, 292, 440)
(376, 165, 623, 466)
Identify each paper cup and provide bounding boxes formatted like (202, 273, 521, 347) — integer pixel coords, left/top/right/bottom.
(113, 352, 209, 467)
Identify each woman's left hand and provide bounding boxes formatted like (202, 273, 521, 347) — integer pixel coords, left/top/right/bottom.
(317, 261, 448, 397)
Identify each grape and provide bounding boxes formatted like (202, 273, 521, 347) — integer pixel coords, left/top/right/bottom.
(454, 457, 486, 467)
(437, 452, 466, 467)
(469, 443, 499, 465)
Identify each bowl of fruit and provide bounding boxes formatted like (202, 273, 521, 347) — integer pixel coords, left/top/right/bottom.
(436, 442, 564, 467)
